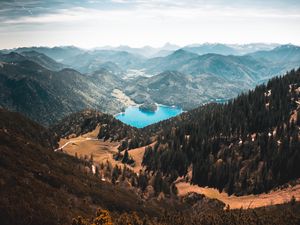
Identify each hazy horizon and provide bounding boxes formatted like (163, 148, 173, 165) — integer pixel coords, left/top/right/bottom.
(1, 0, 300, 49)
(2, 42, 299, 51)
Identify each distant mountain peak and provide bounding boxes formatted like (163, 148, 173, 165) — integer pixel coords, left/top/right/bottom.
(274, 44, 299, 50)
(161, 42, 180, 50)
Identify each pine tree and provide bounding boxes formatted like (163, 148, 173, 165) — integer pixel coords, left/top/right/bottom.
(122, 150, 129, 164)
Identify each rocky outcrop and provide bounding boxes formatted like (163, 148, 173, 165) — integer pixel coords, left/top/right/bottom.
(139, 102, 157, 112)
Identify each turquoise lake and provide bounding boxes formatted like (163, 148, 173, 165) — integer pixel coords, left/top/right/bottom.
(115, 105, 183, 128)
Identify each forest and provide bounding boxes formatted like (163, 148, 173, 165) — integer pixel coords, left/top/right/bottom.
(140, 68, 300, 195)
(51, 69, 300, 196)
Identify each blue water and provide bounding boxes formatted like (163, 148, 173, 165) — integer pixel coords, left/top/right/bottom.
(115, 105, 183, 128)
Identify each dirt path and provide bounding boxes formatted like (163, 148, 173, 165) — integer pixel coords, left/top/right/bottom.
(57, 126, 122, 167)
(176, 181, 300, 209)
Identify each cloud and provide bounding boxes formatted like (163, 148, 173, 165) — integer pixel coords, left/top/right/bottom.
(3, 2, 299, 25)
(1, 0, 300, 22)
(0, 0, 299, 48)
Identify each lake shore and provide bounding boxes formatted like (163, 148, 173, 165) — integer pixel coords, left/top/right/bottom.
(115, 104, 183, 128)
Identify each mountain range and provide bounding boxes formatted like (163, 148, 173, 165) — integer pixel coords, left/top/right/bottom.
(1, 68, 299, 225)
(1, 41, 300, 225)
(183, 43, 279, 55)
(0, 43, 300, 125)
(0, 56, 124, 125)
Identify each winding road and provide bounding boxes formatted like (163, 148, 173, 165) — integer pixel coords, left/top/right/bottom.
(54, 137, 98, 152)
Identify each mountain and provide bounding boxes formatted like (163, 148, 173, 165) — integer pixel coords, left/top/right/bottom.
(230, 43, 279, 54)
(62, 50, 146, 74)
(142, 49, 271, 81)
(7, 44, 297, 81)
(0, 51, 65, 71)
(90, 69, 124, 88)
(135, 68, 300, 196)
(13, 46, 84, 62)
(0, 60, 125, 126)
(110, 45, 158, 58)
(183, 43, 279, 55)
(249, 44, 300, 63)
(150, 49, 175, 57)
(95, 43, 180, 58)
(2, 44, 300, 117)
(183, 43, 238, 55)
(92, 61, 125, 77)
(176, 53, 264, 80)
(20, 51, 65, 71)
(128, 51, 278, 109)
(142, 49, 199, 74)
(125, 70, 240, 109)
(0, 52, 26, 62)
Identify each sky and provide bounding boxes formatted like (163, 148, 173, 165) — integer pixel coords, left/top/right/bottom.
(0, 0, 300, 49)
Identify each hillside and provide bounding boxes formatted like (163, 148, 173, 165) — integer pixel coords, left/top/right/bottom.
(1, 68, 300, 224)
(124, 47, 300, 109)
(249, 44, 300, 63)
(2, 109, 299, 225)
(136, 68, 300, 195)
(125, 70, 239, 109)
(77, 201, 300, 225)
(182, 43, 279, 55)
(62, 50, 146, 74)
(0, 60, 125, 126)
(141, 48, 294, 83)
(50, 109, 142, 143)
(13, 46, 84, 63)
(0, 108, 191, 225)
(0, 51, 65, 71)
(183, 43, 238, 55)
(19, 51, 65, 71)
(51, 69, 300, 198)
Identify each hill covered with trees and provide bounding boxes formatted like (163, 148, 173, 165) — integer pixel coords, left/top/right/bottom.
(50, 69, 300, 196)
(140, 68, 300, 195)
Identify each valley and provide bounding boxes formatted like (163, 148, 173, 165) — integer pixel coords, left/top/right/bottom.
(1, 44, 300, 127)
(2, 0, 300, 223)
(1, 44, 300, 225)
(56, 124, 300, 210)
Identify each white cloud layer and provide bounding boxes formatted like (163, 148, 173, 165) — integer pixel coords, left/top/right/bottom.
(0, 0, 300, 48)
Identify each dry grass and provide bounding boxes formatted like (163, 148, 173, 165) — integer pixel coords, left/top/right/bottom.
(59, 126, 122, 167)
(59, 127, 157, 173)
(59, 127, 300, 210)
(176, 181, 300, 209)
(126, 142, 156, 173)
